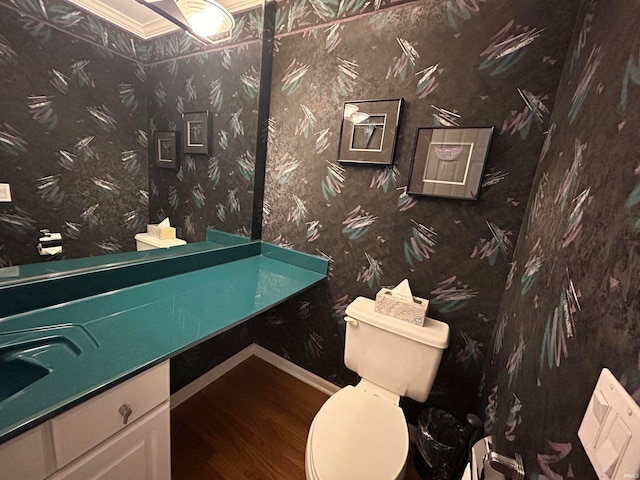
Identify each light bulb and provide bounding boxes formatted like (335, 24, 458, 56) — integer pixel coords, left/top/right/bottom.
(188, 11, 221, 37)
(175, 0, 234, 38)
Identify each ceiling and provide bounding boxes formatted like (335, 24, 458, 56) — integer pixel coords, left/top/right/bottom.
(66, 0, 262, 39)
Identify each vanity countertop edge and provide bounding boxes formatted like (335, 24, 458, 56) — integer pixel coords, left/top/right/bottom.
(0, 241, 328, 444)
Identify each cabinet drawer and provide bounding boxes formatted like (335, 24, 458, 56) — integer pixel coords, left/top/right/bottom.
(51, 361, 169, 469)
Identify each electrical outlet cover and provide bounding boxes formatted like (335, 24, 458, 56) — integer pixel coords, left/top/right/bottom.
(578, 368, 640, 479)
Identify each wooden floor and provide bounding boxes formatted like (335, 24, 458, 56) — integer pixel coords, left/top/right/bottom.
(171, 355, 422, 479)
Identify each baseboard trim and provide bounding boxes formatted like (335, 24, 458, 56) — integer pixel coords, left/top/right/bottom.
(170, 344, 339, 409)
(251, 345, 340, 396)
(170, 346, 255, 409)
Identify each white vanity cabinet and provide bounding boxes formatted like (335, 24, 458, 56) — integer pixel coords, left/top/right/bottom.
(48, 403, 169, 480)
(0, 423, 56, 480)
(0, 362, 170, 480)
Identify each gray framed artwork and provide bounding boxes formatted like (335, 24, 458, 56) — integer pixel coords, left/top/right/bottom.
(408, 127, 494, 200)
(338, 98, 403, 165)
(182, 111, 212, 155)
(153, 131, 178, 169)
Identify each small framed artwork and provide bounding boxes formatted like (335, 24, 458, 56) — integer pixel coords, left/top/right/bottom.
(338, 98, 403, 165)
(153, 131, 178, 169)
(407, 127, 494, 200)
(182, 111, 212, 155)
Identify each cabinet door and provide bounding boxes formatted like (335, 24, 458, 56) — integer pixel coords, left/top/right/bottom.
(49, 402, 170, 480)
(0, 423, 56, 480)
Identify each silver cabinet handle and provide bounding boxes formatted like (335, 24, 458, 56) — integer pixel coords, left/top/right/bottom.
(118, 404, 133, 425)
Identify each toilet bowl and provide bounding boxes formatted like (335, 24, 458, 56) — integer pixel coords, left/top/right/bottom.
(305, 383, 408, 480)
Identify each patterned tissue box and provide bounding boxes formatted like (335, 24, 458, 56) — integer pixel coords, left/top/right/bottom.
(374, 288, 429, 326)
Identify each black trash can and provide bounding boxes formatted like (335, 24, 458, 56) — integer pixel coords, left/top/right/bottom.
(414, 408, 478, 480)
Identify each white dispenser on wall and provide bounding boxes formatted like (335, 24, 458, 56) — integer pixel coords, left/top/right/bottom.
(37, 229, 62, 256)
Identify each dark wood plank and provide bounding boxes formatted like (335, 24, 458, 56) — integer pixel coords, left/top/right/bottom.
(171, 355, 422, 480)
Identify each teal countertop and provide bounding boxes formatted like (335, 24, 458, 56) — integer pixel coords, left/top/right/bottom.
(0, 230, 259, 317)
(0, 228, 252, 288)
(0, 241, 229, 286)
(0, 242, 327, 444)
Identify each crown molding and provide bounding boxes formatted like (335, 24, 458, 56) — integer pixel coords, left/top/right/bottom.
(66, 0, 179, 38)
(66, 0, 266, 40)
(226, 0, 263, 13)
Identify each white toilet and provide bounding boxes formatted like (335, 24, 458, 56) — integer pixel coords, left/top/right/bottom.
(305, 296, 450, 480)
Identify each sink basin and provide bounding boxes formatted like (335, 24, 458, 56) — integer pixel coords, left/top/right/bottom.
(0, 324, 99, 402)
(0, 354, 48, 402)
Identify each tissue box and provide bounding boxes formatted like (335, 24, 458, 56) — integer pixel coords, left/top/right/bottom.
(374, 289, 429, 326)
(146, 224, 176, 240)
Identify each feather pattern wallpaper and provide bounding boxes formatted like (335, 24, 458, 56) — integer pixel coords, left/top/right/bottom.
(250, 0, 581, 422)
(4, 1, 640, 477)
(486, 1, 640, 478)
(146, 39, 262, 241)
(0, 0, 263, 266)
(0, 0, 148, 266)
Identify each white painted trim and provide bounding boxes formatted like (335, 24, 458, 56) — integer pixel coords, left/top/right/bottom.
(66, 0, 263, 40)
(251, 345, 341, 397)
(66, 0, 178, 39)
(170, 346, 255, 409)
(226, 0, 263, 13)
(170, 344, 340, 409)
(136, 16, 181, 39)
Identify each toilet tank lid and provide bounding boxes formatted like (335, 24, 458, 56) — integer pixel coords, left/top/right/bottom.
(345, 296, 450, 349)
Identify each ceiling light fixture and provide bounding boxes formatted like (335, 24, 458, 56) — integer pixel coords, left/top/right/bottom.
(136, 0, 235, 45)
(175, 0, 234, 39)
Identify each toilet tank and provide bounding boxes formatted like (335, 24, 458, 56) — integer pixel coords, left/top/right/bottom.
(344, 296, 449, 402)
(134, 233, 186, 251)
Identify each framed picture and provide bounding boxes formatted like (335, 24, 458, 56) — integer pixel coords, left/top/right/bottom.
(338, 98, 403, 165)
(153, 131, 178, 169)
(407, 127, 494, 200)
(182, 111, 212, 155)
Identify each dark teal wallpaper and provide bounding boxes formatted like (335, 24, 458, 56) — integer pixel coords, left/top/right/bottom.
(8, 1, 640, 477)
(0, 0, 263, 265)
(254, 0, 581, 421)
(147, 41, 262, 241)
(0, 0, 148, 266)
(487, 1, 640, 477)
(144, 4, 266, 242)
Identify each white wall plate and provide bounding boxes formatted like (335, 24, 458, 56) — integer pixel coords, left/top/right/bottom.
(0, 183, 11, 202)
(579, 368, 640, 479)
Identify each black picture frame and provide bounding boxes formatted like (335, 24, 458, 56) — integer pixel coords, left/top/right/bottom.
(153, 131, 178, 169)
(407, 127, 494, 200)
(182, 111, 212, 155)
(338, 98, 403, 165)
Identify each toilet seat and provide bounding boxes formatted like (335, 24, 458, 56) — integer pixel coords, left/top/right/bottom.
(306, 385, 408, 480)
